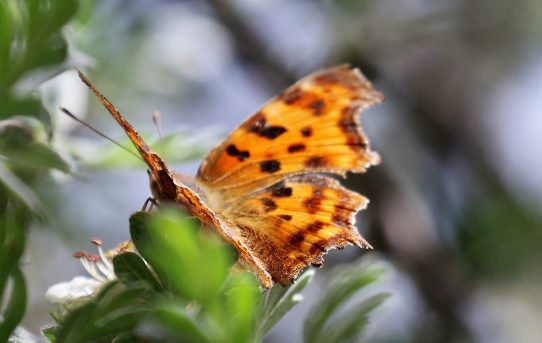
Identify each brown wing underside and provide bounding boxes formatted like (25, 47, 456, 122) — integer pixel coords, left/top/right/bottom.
(220, 175, 369, 286)
(196, 65, 383, 192)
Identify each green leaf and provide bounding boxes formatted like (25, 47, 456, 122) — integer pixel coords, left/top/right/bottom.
(113, 252, 162, 291)
(0, 165, 43, 216)
(0, 206, 27, 311)
(0, 99, 48, 124)
(0, 116, 72, 173)
(41, 326, 57, 343)
(303, 261, 387, 343)
(27, 33, 68, 71)
(256, 269, 315, 340)
(78, 130, 217, 170)
(460, 192, 542, 278)
(50, 0, 78, 31)
(320, 293, 389, 343)
(55, 281, 151, 343)
(222, 273, 260, 343)
(0, 2, 11, 82)
(130, 211, 233, 305)
(0, 268, 27, 342)
(149, 304, 213, 343)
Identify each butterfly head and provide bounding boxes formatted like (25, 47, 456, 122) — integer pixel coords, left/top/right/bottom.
(145, 153, 178, 202)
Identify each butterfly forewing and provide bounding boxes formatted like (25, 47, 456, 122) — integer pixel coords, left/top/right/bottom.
(196, 65, 382, 190)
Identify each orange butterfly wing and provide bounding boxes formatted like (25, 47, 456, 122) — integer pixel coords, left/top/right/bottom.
(196, 65, 382, 191)
(196, 65, 382, 286)
(222, 175, 370, 286)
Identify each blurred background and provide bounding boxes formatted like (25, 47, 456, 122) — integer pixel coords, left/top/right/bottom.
(13, 0, 542, 342)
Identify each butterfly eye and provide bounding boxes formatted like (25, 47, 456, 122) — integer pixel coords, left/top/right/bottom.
(146, 169, 151, 177)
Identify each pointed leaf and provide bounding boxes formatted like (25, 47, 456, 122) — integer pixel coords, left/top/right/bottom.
(150, 304, 213, 343)
(0, 268, 27, 342)
(41, 326, 57, 343)
(0, 165, 43, 216)
(223, 273, 260, 343)
(256, 269, 314, 339)
(303, 262, 386, 343)
(317, 293, 389, 343)
(130, 211, 233, 304)
(113, 252, 162, 291)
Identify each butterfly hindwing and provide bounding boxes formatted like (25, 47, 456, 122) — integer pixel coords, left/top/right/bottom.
(219, 175, 370, 286)
(196, 65, 382, 190)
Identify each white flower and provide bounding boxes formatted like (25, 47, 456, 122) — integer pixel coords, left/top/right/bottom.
(45, 239, 133, 307)
(45, 276, 103, 304)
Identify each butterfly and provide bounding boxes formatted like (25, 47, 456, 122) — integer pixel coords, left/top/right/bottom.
(77, 65, 383, 288)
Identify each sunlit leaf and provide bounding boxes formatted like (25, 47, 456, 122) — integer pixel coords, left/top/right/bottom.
(40, 326, 57, 343)
(130, 210, 234, 305)
(222, 273, 260, 343)
(75, 130, 218, 170)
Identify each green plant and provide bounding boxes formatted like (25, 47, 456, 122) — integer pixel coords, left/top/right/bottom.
(0, 0, 77, 341)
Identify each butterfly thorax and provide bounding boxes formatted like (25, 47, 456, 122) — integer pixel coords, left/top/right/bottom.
(148, 169, 223, 230)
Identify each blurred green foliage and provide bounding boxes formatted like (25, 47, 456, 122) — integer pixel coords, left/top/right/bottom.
(0, 0, 77, 341)
(71, 130, 217, 170)
(460, 191, 542, 278)
(43, 210, 387, 343)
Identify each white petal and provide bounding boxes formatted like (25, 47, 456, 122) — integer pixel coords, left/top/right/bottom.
(45, 276, 103, 304)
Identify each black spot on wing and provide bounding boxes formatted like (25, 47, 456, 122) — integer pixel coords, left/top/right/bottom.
(306, 221, 325, 233)
(305, 156, 327, 168)
(308, 99, 325, 116)
(271, 187, 293, 197)
(309, 240, 327, 254)
(260, 160, 281, 173)
(280, 86, 303, 105)
(288, 143, 306, 153)
(279, 214, 292, 221)
(289, 232, 305, 247)
(260, 198, 277, 212)
(248, 115, 287, 139)
(226, 144, 250, 161)
(303, 189, 324, 214)
(300, 126, 313, 137)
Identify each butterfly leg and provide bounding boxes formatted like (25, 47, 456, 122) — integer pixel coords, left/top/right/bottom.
(141, 197, 158, 211)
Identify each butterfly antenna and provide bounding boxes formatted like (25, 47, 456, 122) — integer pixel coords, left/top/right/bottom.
(152, 111, 166, 157)
(77, 70, 165, 172)
(60, 107, 143, 161)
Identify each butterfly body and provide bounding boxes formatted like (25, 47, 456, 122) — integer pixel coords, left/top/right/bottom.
(78, 65, 383, 288)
